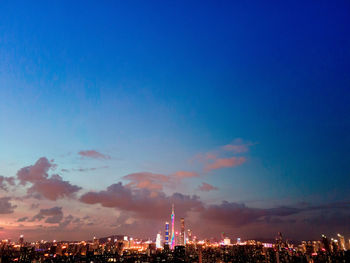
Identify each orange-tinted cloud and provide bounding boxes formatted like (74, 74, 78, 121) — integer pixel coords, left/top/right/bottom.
(172, 171, 199, 179)
(123, 171, 199, 192)
(204, 156, 246, 171)
(123, 172, 169, 191)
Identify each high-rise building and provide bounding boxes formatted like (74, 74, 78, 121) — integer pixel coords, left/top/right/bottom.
(170, 204, 175, 249)
(19, 235, 24, 245)
(187, 229, 192, 242)
(156, 233, 162, 249)
(338, 234, 346, 250)
(180, 218, 185, 246)
(165, 222, 169, 245)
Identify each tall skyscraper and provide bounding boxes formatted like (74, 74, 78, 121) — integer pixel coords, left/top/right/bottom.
(156, 233, 162, 249)
(165, 222, 169, 245)
(180, 218, 185, 246)
(170, 204, 175, 249)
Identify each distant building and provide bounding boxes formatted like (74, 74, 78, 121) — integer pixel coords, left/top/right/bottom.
(180, 218, 185, 246)
(338, 234, 346, 250)
(224, 238, 231, 245)
(187, 229, 192, 242)
(19, 235, 24, 245)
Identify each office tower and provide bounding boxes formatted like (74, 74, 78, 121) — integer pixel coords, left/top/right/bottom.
(170, 204, 175, 249)
(165, 221, 169, 245)
(180, 218, 185, 246)
(156, 233, 162, 249)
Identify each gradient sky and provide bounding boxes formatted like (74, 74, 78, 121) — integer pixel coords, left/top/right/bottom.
(1, 0, 350, 242)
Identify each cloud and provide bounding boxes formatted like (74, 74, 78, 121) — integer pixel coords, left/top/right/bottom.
(123, 171, 199, 192)
(197, 182, 218, 192)
(123, 172, 169, 191)
(221, 138, 252, 153)
(201, 201, 301, 227)
(204, 157, 246, 171)
(80, 182, 203, 220)
(32, 207, 64, 224)
(17, 157, 55, 185)
(17, 216, 29, 222)
(16, 158, 81, 200)
(0, 176, 15, 191)
(27, 174, 82, 201)
(73, 166, 109, 172)
(0, 197, 17, 214)
(172, 171, 199, 179)
(78, 150, 111, 159)
(194, 139, 251, 172)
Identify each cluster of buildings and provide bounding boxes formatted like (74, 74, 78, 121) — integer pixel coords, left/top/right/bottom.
(1, 205, 350, 262)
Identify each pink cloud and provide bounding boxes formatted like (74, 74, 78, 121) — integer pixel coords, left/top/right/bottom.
(78, 150, 111, 159)
(123, 171, 199, 192)
(16, 158, 81, 200)
(204, 156, 246, 171)
(221, 139, 252, 153)
(172, 171, 199, 179)
(27, 174, 81, 201)
(123, 172, 170, 191)
(198, 182, 218, 192)
(17, 157, 53, 185)
(80, 182, 203, 220)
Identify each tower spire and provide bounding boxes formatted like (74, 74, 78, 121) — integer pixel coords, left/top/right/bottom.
(170, 203, 175, 249)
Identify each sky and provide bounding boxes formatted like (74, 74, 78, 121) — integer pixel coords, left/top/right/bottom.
(0, 0, 350, 242)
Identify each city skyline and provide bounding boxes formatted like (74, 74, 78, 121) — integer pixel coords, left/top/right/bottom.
(1, 0, 350, 243)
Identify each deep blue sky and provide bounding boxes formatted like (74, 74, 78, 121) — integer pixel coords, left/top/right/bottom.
(0, 0, 350, 240)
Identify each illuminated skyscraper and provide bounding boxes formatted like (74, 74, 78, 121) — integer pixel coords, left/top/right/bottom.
(180, 218, 185, 245)
(187, 229, 192, 242)
(165, 222, 169, 245)
(156, 233, 162, 249)
(170, 204, 175, 249)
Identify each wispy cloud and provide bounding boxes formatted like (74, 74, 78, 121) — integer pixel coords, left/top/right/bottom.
(78, 150, 111, 159)
(197, 182, 218, 192)
(194, 139, 251, 172)
(204, 156, 246, 171)
(123, 171, 199, 192)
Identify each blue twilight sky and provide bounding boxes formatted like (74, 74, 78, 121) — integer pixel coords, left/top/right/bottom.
(0, 0, 350, 240)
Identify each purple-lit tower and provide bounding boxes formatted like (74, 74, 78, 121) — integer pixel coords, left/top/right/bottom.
(165, 221, 169, 245)
(170, 204, 175, 249)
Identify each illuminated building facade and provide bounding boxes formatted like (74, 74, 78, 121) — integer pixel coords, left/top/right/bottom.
(156, 233, 162, 249)
(187, 229, 192, 242)
(165, 221, 169, 245)
(170, 204, 175, 249)
(180, 218, 185, 245)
